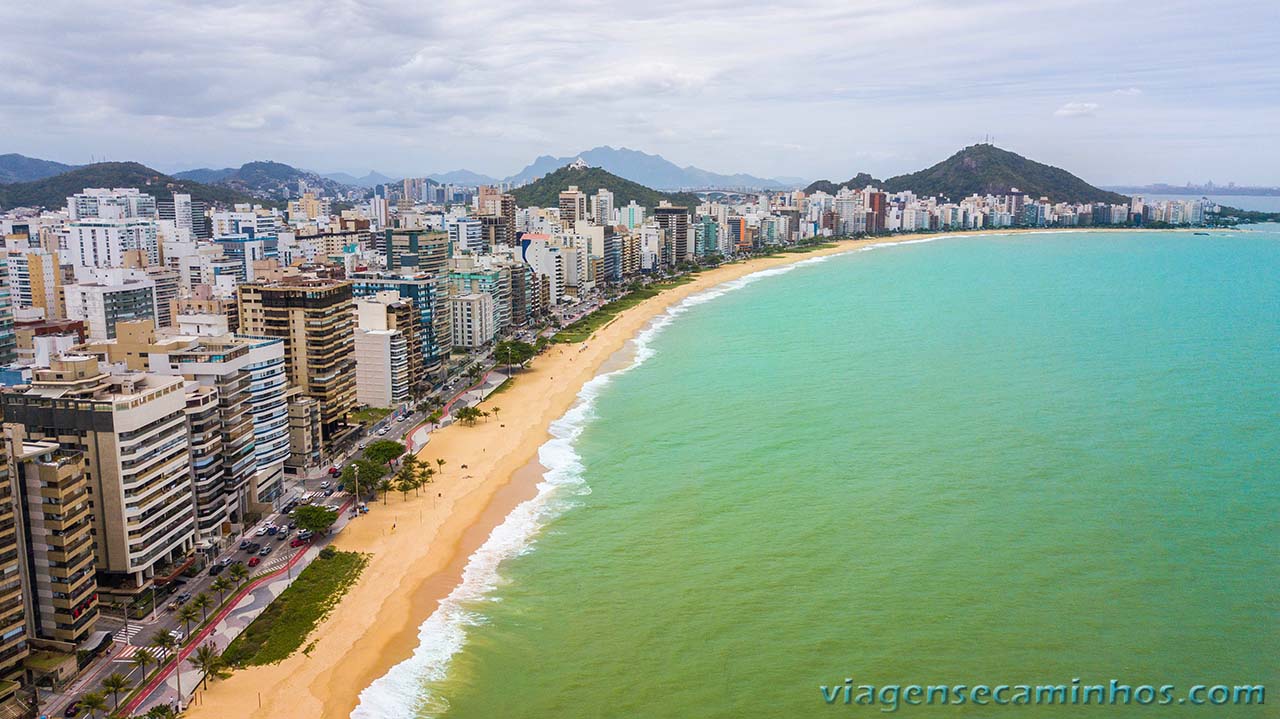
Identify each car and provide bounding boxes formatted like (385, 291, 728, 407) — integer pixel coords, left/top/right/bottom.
(238, 539, 251, 550)
(258, 546, 272, 556)
(290, 538, 307, 548)
(64, 701, 80, 717)
(220, 557, 233, 567)
(324, 488, 335, 497)
(177, 592, 192, 603)
(209, 563, 224, 576)
(255, 525, 268, 536)
(297, 530, 313, 540)
(327, 466, 341, 476)
(378, 426, 389, 436)
(246, 542, 261, 553)
(319, 480, 331, 489)
(276, 531, 288, 541)
(266, 526, 278, 536)
(247, 556, 260, 567)
(287, 521, 296, 530)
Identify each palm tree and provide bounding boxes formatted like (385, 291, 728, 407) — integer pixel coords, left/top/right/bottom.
(377, 478, 393, 504)
(129, 645, 156, 682)
(192, 592, 213, 623)
(79, 691, 108, 719)
(211, 576, 234, 605)
(100, 671, 132, 712)
(229, 562, 250, 587)
(395, 474, 414, 501)
(177, 604, 200, 639)
(395, 461, 419, 499)
(419, 465, 436, 490)
(150, 630, 182, 701)
(191, 642, 228, 691)
(435, 458, 446, 474)
(491, 406, 501, 423)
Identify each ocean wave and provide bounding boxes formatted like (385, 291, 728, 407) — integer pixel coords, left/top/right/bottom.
(349, 257, 840, 718)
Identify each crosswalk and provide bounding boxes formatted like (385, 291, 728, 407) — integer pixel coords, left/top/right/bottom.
(115, 643, 171, 662)
(114, 623, 146, 644)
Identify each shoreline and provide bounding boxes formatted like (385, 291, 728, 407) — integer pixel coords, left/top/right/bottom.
(185, 227, 1188, 719)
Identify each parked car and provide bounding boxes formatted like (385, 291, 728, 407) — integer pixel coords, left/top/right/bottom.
(247, 556, 260, 567)
(327, 466, 341, 476)
(297, 530, 313, 541)
(290, 538, 307, 548)
(209, 563, 224, 576)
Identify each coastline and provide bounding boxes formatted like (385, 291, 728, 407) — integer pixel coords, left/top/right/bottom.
(185, 227, 1180, 719)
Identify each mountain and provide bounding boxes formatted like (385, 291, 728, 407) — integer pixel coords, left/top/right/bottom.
(322, 170, 397, 188)
(509, 164, 701, 211)
(808, 145, 1126, 204)
(506, 146, 791, 190)
(174, 167, 238, 183)
(804, 173, 881, 195)
(174, 161, 363, 200)
(0, 153, 79, 183)
(427, 169, 499, 186)
(0, 162, 264, 211)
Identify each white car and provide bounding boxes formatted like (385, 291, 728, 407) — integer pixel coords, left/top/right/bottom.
(255, 526, 269, 536)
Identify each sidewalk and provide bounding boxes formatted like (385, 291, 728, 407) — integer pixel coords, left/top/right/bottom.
(123, 499, 354, 715)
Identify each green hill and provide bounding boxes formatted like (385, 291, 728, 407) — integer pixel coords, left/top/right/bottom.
(804, 172, 881, 195)
(510, 165, 700, 213)
(0, 153, 78, 183)
(808, 145, 1127, 204)
(0, 162, 266, 211)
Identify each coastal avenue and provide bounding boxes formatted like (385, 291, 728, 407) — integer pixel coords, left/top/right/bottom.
(43, 353, 516, 717)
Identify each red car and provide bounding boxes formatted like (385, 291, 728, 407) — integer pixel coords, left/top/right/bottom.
(290, 538, 307, 548)
(247, 557, 261, 567)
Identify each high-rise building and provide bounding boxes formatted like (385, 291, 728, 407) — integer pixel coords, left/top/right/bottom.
(63, 268, 158, 341)
(381, 229, 448, 272)
(158, 193, 211, 240)
(450, 293, 495, 349)
(591, 189, 614, 225)
(0, 437, 29, 703)
(67, 188, 157, 221)
(2, 357, 195, 597)
(237, 280, 356, 439)
(65, 216, 160, 269)
(654, 202, 691, 263)
(351, 271, 451, 382)
(3, 244, 62, 319)
(354, 292, 420, 408)
(558, 186, 588, 225)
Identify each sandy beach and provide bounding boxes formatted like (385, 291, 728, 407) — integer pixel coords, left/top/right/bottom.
(184, 228, 1138, 718)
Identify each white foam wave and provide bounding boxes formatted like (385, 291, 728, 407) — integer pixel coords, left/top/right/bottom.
(349, 255, 848, 718)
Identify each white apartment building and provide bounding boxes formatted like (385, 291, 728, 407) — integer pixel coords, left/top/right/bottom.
(64, 268, 158, 340)
(451, 292, 495, 349)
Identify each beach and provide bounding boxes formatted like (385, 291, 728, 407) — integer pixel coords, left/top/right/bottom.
(185, 228, 1163, 719)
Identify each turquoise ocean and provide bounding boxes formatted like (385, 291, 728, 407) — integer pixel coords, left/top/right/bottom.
(352, 227, 1280, 718)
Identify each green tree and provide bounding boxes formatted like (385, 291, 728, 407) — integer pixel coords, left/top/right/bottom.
(229, 562, 250, 587)
(79, 691, 108, 719)
(365, 440, 406, 466)
(490, 406, 501, 423)
(291, 505, 338, 535)
(211, 576, 234, 604)
(418, 465, 436, 489)
(191, 642, 229, 691)
(340, 459, 387, 496)
(192, 592, 213, 623)
(453, 406, 482, 426)
(435, 458, 446, 474)
(427, 409, 443, 426)
(145, 705, 178, 719)
(177, 604, 200, 639)
(376, 478, 393, 504)
(394, 473, 415, 501)
(495, 340, 536, 370)
(100, 671, 132, 712)
(149, 629, 182, 701)
(129, 645, 156, 682)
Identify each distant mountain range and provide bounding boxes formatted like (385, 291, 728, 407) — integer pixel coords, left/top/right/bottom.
(0, 162, 264, 210)
(174, 161, 360, 200)
(510, 165, 701, 211)
(321, 170, 398, 188)
(0, 153, 80, 183)
(806, 144, 1127, 205)
(1102, 183, 1280, 197)
(501, 146, 794, 190)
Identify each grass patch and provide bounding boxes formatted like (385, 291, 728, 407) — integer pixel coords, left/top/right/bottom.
(222, 549, 368, 667)
(554, 275, 698, 344)
(489, 377, 514, 395)
(352, 407, 392, 425)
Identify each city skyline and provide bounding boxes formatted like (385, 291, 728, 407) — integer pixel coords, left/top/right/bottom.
(2, 0, 1277, 184)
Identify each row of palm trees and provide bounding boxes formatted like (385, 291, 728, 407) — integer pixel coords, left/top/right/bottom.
(375, 454, 443, 503)
(77, 562, 253, 716)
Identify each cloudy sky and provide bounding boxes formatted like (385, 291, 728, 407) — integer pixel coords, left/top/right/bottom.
(3, 0, 1277, 184)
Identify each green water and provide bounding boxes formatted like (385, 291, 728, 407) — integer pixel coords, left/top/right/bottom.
(382, 229, 1280, 717)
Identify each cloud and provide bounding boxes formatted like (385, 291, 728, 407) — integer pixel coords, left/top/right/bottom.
(1054, 102, 1101, 117)
(0, 0, 1275, 183)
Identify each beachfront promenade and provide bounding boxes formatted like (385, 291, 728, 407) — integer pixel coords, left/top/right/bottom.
(108, 364, 515, 715)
